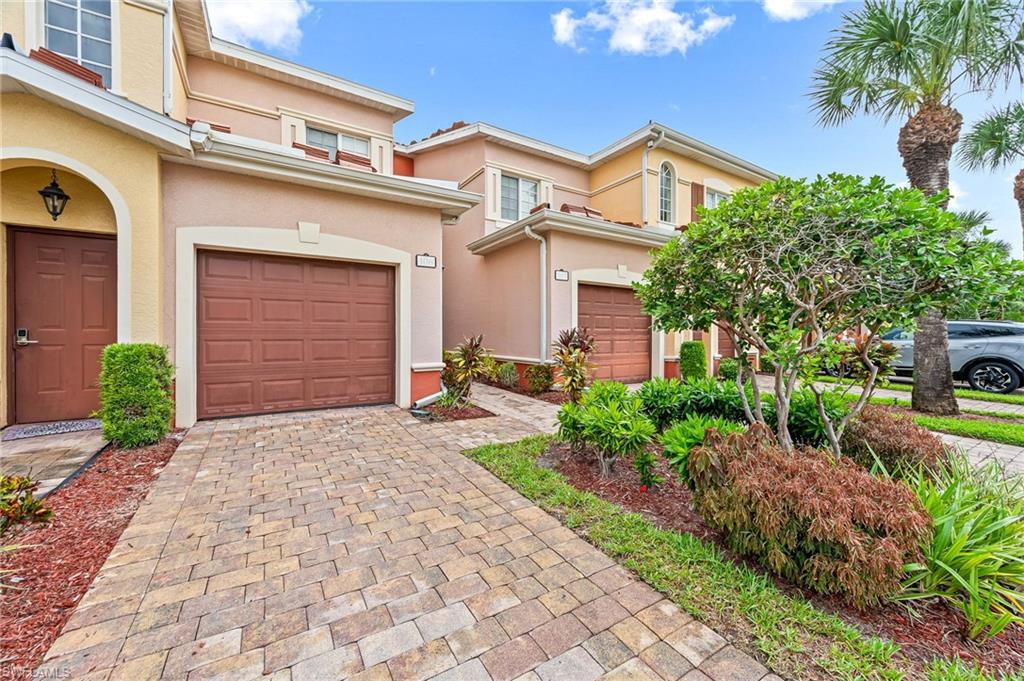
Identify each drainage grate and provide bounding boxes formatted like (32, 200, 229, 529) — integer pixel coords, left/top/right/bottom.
(1, 419, 101, 442)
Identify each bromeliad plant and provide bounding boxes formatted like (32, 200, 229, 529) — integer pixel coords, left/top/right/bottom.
(636, 173, 1018, 457)
(552, 327, 596, 403)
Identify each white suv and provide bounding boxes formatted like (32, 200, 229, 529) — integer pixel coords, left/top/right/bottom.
(881, 321, 1024, 394)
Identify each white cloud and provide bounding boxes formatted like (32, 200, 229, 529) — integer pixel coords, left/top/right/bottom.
(948, 179, 967, 211)
(762, 0, 841, 21)
(206, 0, 312, 52)
(429, 66, 436, 77)
(551, 1, 735, 57)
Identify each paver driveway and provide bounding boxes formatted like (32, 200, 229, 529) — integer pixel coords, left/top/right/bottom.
(38, 405, 772, 681)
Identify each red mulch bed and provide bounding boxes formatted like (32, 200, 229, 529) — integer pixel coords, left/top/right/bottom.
(0, 434, 182, 679)
(549, 441, 1024, 676)
(481, 380, 568, 405)
(424, 403, 495, 421)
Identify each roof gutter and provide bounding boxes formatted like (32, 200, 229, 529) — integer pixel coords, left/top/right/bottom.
(523, 226, 548, 363)
(641, 129, 666, 226)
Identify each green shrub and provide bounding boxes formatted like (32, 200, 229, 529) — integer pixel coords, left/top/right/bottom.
(496, 362, 519, 388)
(841, 405, 948, 475)
(97, 343, 174, 448)
(0, 476, 51, 535)
(679, 340, 707, 381)
(679, 377, 746, 421)
(901, 454, 1024, 640)
(717, 357, 739, 382)
(784, 389, 849, 448)
(660, 414, 745, 487)
(637, 378, 686, 431)
(557, 381, 656, 477)
(480, 355, 499, 383)
(690, 425, 930, 608)
(524, 364, 554, 394)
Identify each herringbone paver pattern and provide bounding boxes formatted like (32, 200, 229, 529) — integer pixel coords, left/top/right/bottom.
(39, 406, 773, 680)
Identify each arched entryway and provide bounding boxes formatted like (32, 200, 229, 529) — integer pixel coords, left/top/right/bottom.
(1, 152, 129, 425)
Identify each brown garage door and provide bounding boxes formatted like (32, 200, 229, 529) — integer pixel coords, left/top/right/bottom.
(196, 250, 395, 419)
(578, 284, 651, 383)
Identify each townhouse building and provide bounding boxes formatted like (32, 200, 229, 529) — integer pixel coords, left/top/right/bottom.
(0, 0, 773, 428)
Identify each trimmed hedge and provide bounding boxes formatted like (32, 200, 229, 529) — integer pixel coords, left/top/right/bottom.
(97, 343, 174, 448)
(717, 357, 739, 382)
(679, 341, 707, 381)
(524, 364, 554, 394)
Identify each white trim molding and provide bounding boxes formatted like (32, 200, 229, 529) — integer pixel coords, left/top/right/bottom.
(2, 147, 133, 341)
(569, 268, 665, 381)
(174, 226, 414, 427)
(411, 362, 444, 372)
(468, 208, 673, 256)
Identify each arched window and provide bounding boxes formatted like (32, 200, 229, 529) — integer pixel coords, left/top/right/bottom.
(659, 162, 674, 224)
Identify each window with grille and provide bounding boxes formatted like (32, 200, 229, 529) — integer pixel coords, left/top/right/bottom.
(500, 174, 539, 221)
(45, 0, 112, 87)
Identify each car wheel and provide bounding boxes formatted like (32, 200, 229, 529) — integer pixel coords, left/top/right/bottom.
(966, 361, 1021, 394)
(824, 362, 851, 378)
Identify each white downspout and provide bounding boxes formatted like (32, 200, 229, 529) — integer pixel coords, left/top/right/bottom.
(640, 130, 665, 226)
(163, 0, 173, 115)
(524, 225, 548, 363)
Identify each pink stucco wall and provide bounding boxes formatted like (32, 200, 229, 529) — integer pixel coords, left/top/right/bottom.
(160, 163, 445, 366)
(184, 57, 396, 144)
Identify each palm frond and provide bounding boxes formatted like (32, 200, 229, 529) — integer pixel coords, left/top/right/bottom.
(957, 101, 1024, 170)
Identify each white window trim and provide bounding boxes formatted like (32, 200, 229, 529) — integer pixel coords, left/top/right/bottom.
(500, 172, 541, 222)
(658, 161, 676, 227)
(304, 123, 370, 157)
(29, 0, 122, 93)
(705, 187, 730, 210)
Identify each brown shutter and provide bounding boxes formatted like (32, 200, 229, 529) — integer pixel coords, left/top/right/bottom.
(690, 182, 704, 222)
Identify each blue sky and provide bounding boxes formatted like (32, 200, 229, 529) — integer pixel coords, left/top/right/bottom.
(207, 0, 1024, 256)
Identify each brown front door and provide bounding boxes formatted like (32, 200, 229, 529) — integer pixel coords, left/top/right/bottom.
(11, 230, 117, 424)
(578, 283, 651, 384)
(196, 250, 396, 419)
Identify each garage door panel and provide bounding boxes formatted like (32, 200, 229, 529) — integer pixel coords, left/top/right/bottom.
(579, 284, 651, 384)
(197, 251, 395, 419)
(202, 339, 254, 366)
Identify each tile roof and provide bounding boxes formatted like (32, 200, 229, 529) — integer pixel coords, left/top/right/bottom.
(186, 117, 232, 133)
(29, 48, 103, 88)
(291, 142, 377, 173)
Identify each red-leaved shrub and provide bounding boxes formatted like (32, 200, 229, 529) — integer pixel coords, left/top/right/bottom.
(841, 405, 949, 476)
(689, 425, 931, 607)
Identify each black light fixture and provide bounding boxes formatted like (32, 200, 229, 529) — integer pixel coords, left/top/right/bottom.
(39, 169, 70, 221)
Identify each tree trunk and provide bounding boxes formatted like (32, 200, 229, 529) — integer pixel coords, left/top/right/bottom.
(1014, 168, 1024, 248)
(598, 451, 615, 477)
(911, 309, 960, 415)
(899, 103, 962, 415)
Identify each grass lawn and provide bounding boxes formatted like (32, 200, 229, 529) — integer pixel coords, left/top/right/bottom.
(913, 415, 1024, 448)
(465, 436, 1006, 681)
(817, 376, 1024, 407)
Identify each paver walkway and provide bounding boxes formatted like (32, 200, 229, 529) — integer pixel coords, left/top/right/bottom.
(38, 405, 773, 681)
(0, 428, 107, 496)
(472, 384, 560, 434)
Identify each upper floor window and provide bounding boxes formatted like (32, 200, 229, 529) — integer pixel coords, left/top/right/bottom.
(706, 188, 730, 209)
(307, 126, 370, 159)
(45, 0, 112, 88)
(500, 174, 539, 221)
(659, 163, 674, 224)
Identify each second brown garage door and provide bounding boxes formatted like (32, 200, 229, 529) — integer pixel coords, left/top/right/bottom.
(197, 250, 395, 419)
(578, 284, 651, 383)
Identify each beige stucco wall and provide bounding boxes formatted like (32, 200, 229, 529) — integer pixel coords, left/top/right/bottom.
(0, 1, 166, 112)
(0, 94, 164, 426)
(590, 148, 644, 225)
(159, 162, 445, 367)
(119, 2, 165, 111)
(184, 57, 395, 144)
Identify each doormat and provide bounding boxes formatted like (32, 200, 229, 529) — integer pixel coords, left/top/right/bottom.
(1, 419, 101, 442)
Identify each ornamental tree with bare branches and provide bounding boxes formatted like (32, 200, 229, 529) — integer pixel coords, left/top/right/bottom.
(635, 174, 1017, 456)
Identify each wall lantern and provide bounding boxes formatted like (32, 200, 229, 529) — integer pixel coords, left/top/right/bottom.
(39, 169, 70, 221)
(553, 268, 569, 281)
(415, 253, 437, 268)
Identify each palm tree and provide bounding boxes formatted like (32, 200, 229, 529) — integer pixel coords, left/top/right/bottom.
(958, 102, 1024, 243)
(810, 0, 1024, 415)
